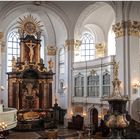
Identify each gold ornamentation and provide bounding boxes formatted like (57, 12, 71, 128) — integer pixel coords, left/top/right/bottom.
(127, 20, 140, 36)
(90, 69, 96, 76)
(12, 56, 16, 71)
(47, 45, 57, 55)
(1, 41, 5, 52)
(17, 14, 43, 35)
(0, 32, 4, 41)
(113, 61, 119, 80)
(74, 40, 81, 55)
(65, 39, 81, 51)
(25, 40, 36, 62)
(74, 105, 83, 114)
(112, 21, 125, 38)
(48, 58, 53, 71)
(95, 42, 106, 58)
(65, 39, 74, 46)
(24, 22, 36, 35)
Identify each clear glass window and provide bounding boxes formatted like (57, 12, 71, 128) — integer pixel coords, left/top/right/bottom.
(87, 74, 99, 97)
(7, 31, 45, 72)
(74, 73, 84, 97)
(102, 73, 110, 96)
(79, 32, 95, 61)
(7, 31, 20, 72)
(59, 48, 65, 74)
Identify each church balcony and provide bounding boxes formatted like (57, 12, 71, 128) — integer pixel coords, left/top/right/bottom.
(73, 55, 115, 70)
(72, 96, 108, 105)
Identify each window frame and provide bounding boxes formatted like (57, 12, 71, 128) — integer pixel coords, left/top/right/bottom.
(74, 73, 84, 97)
(102, 72, 110, 96)
(87, 74, 100, 97)
(80, 32, 95, 61)
(59, 47, 65, 74)
(7, 31, 20, 72)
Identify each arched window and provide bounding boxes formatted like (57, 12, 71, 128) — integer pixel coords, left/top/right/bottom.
(108, 26, 116, 56)
(7, 30, 45, 72)
(59, 47, 65, 74)
(80, 32, 95, 61)
(87, 74, 99, 97)
(102, 72, 110, 96)
(7, 31, 20, 72)
(74, 73, 84, 97)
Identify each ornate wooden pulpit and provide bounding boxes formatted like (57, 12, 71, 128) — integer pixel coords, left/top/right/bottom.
(7, 15, 54, 111)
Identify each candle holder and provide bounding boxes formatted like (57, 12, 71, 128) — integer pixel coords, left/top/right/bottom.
(0, 122, 7, 138)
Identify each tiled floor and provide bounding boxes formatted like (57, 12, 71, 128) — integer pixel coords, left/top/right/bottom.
(6, 127, 105, 139)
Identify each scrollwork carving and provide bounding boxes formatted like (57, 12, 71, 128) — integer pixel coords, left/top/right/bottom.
(95, 42, 106, 58)
(127, 20, 140, 36)
(112, 21, 125, 38)
(47, 45, 57, 55)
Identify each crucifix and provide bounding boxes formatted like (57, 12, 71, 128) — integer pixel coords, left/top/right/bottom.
(26, 40, 36, 62)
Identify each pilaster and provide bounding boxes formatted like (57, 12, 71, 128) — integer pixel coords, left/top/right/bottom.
(0, 32, 4, 101)
(64, 39, 76, 118)
(113, 20, 140, 113)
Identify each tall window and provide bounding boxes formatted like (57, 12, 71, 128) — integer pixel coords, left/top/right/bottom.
(7, 30, 45, 72)
(108, 26, 116, 55)
(80, 32, 95, 61)
(74, 73, 84, 97)
(59, 48, 65, 74)
(102, 73, 110, 96)
(7, 31, 20, 72)
(87, 74, 99, 97)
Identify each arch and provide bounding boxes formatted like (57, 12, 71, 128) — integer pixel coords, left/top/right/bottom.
(87, 73, 100, 97)
(107, 20, 116, 56)
(131, 98, 140, 123)
(90, 107, 98, 131)
(74, 73, 84, 97)
(102, 71, 111, 96)
(0, 2, 68, 49)
(74, 2, 115, 42)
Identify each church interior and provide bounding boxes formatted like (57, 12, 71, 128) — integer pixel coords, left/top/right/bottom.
(0, 1, 140, 139)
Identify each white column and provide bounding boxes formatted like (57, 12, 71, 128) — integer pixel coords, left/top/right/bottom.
(64, 39, 76, 125)
(0, 32, 4, 103)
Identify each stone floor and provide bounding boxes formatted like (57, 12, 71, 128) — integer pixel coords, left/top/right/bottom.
(6, 126, 106, 139)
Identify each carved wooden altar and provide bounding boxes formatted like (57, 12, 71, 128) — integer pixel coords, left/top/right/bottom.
(7, 15, 54, 111)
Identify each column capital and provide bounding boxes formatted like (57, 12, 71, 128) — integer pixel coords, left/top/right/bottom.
(112, 21, 125, 38)
(65, 39, 81, 51)
(113, 20, 140, 38)
(1, 41, 6, 52)
(95, 42, 106, 58)
(127, 20, 140, 36)
(0, 32, 4, 42)
(47, 45, 57, 55)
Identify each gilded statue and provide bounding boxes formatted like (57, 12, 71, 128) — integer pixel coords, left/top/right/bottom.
(48, 58, 53, 70)
(12, 56, 16, 71)
(26, 40, 36, 62)
(114, 61, 119, 79)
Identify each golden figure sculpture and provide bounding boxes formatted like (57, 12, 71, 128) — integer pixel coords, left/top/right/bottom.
(114, 61, 119, 79)
(26, 40, 36, 62)
(48, 58, 53, 70)
(12, 56, 16, 71)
